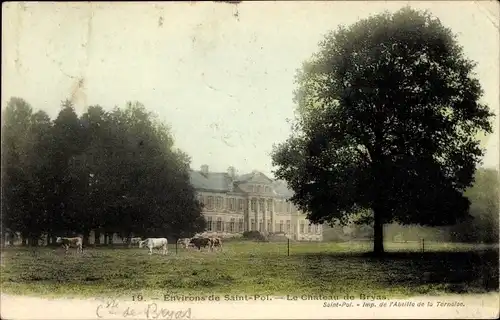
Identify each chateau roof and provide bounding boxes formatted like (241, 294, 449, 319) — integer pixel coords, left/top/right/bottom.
(189, 167, 293, 198)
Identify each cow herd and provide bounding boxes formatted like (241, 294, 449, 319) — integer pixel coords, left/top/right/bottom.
(54, 235, 223, 255)
(177, 236, 222, 251)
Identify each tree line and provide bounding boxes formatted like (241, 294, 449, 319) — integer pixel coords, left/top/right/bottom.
(1, 97, 206, 246)
(323, 167, 499, 244)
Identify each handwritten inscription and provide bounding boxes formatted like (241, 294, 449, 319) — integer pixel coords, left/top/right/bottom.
(96, 299, 192, 319)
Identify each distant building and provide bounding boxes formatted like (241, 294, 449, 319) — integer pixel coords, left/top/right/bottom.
(190, 165, 323, 241)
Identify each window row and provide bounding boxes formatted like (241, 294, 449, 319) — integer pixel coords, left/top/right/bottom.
(198, 195, 299, 214)
(300, 222, 322, 235)
(206, 217, 322, 235)
(206, 217, 244, 233)
(249, 184, 272, 193)
(198, 196, 245, 212)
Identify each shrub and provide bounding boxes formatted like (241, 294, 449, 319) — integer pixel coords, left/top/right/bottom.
(242, 231, 268, 242)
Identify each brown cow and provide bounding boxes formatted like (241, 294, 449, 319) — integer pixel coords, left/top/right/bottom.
(190, 237, 212, 251)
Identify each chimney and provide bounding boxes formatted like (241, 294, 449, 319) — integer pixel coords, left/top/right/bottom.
(200, 164, 209, 176)
(227, 166, 236, 179)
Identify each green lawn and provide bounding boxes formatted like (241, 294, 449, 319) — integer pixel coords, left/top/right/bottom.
(1, 241, 498, 299)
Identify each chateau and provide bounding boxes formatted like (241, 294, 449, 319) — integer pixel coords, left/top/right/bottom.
(189, 165, 323, 241)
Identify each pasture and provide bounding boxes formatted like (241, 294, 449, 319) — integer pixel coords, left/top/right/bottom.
(1, 241, 498, 299)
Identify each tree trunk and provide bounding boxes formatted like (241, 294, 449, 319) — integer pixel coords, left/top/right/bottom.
(127, 232, 132, 248)
(83, 232, 90, 247)
(373, 207, 384, 255)
(95, 230, 101, 245)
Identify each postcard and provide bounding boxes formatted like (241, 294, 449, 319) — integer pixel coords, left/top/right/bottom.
(1, 1, 499, 319)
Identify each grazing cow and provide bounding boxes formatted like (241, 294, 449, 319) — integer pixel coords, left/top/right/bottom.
(128, 237, 142, 248)
(177, 238, 192, 249)
(56, 236, 83, 254)
(139, 238, 168, 255)
(210, 237, 222, 251)
(189, 237, 212, 251)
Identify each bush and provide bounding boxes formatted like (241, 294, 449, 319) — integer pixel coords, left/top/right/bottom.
(242, 231, 268, 242)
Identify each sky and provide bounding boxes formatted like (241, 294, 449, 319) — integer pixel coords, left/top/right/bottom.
(2, 1, 499, 178)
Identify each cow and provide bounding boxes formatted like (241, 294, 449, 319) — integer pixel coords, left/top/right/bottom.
(177, 238, 192, 249)
(189, 237, 212, 251)
(56, 236, 83, 254)
(128, 237, 142, 248)
(210, 237, 223, 251)
(139, 238, 168, 255)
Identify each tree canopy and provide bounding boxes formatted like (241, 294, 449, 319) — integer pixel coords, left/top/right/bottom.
(1, 97, 205, 245)
(271, 7, 495, 254)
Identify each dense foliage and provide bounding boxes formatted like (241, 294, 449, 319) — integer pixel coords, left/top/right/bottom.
(1, 98, 205, 245)
(272, 7, 495, 254)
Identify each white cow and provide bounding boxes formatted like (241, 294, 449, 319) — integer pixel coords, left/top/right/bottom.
(177, 238, 192, 249)
(139, 238, 168, 255)
(128, 237, 142, 248)
(56, 236, 83, 254)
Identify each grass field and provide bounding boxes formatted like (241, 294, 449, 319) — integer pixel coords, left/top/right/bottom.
(1, 241, 498, 299)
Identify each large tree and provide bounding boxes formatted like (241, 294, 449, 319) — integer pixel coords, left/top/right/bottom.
(1, 97, 36, 244)
(271, 7, 494, 255)
(1, 98, 54, 244)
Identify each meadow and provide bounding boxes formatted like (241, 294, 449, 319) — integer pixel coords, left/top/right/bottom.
(1, 241, 498, 299)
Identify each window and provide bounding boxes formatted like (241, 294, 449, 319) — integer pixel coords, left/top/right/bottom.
(275, 223, 279, 232)
(312, 225, 316, 234)
(238, 218, 244, 232)
(207, 196, 214, 210)
(230, 218, 235, 232)
(227, 198, 234, 211)
(238, 199, 244, 212)
(206, 216, 213, 231)
(279, 220, 284, 232)
(286, 220, 291, 233)
(267, 220, 271, 231)
(267, 199, 273, 213)
(317, 225, 322, 234)
(216, 218, 223, 232)
(300, 222, 305, 234)
(259, 219, 263, 231)
(308, 224, 312, 234)
(257, 185, 261, 193)
(216, 197, 223, 210)
(251, 219, 255, 230)
(251, 199, 257, 212)
(259, 199, 265, 213)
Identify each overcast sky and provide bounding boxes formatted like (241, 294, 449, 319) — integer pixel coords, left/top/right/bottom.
(2, 1, 499, 177)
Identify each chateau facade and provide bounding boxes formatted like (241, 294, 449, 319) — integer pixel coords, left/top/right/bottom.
(190, 165, 323, 241)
